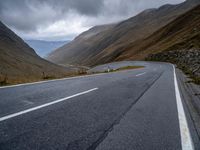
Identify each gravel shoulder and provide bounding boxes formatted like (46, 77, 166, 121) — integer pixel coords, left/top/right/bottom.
(176, 68, 200, 147)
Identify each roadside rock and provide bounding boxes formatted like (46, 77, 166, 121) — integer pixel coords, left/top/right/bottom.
(146, 49, 200, 83)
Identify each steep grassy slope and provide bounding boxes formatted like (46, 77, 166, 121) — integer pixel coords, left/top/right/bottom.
(115, 4, 200, 60)
(143, 5, 200, 84)
(47, 0, 200, 66)
(0, 21, 75, 85)
(47, 24, 115, 65)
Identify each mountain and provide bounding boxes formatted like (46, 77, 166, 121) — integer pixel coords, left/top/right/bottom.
(145, 4, 200, 83)
(0, 21, 75, 85)
(25, 40, 69, 57)
(117, 4, 200, 60)
(47, 24, 115, 66)
(47, 0, 200, 67)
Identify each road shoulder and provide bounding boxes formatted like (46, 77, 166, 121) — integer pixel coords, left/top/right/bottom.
(176, 68, 200, 149)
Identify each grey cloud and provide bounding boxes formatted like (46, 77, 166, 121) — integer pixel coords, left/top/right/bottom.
(36, 0, 104, 16)
(0, 0, 185, 40)
(0, 0, 104, 32)
(83, 0, 185, 27)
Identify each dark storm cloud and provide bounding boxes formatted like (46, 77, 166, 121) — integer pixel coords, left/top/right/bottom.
(0, 0, 104, 32)
(37, 0, 104, 16)
(0, 0, 185, 40)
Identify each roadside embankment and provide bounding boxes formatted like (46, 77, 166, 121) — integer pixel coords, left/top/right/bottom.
(147, 49, 200, 84)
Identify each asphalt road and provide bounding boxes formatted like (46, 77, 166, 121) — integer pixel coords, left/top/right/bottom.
(0, 61, 199, 150)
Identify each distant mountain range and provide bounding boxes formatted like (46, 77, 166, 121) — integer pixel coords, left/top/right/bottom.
(1, 0, 199, 85)
(25, 40, 69, 57)
(0, 21, 75, 85)
(47, 0, 200, 67)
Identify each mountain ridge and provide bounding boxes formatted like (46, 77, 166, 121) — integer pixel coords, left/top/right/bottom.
(0, 21, 75, 85)
(47, 0, 200, 66)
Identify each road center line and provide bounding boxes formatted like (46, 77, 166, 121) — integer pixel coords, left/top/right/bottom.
(173, 66, 194, 150)
(0, 88, 98, 122)
(136, 72, 146, 77)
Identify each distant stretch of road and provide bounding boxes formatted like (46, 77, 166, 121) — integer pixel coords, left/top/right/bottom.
(0, 61, 198, 150)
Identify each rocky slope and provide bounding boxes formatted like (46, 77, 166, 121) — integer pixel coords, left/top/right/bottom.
(147, 49, 200, 84)
(144, 5, 200, 83)
(0, 21, 75, 85)
(47, 0, 200, 67)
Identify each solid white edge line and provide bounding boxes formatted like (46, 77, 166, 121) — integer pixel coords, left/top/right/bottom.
(0, 67, 146, 89)
(173, 65, 194, 150)
(0, 72, 107, 89)
(0, 88, 98, 122)
(136, 72, 146, 77)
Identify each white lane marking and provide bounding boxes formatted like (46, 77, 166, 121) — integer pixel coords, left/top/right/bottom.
(0, 66, 146, 89)
(0, 73, 107, 89)
(0, 88, 98, 122)
(173, 66, 194, 150)
(136, 72, 146, 77)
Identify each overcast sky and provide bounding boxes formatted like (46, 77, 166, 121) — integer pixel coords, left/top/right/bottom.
(0, 0, 185, 41)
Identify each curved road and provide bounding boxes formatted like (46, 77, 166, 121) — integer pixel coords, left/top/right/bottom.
(0, 61, 199, 150)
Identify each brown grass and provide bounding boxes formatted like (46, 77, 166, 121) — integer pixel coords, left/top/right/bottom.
(115, 66, 144, 71)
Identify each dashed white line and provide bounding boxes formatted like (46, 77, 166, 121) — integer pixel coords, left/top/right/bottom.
(173, 65, 194, 150)
(0, 88, 98, 122)
(136, 72, 146, 77)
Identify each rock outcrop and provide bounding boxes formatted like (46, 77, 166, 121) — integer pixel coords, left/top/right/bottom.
(147, 49, 200, 83)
